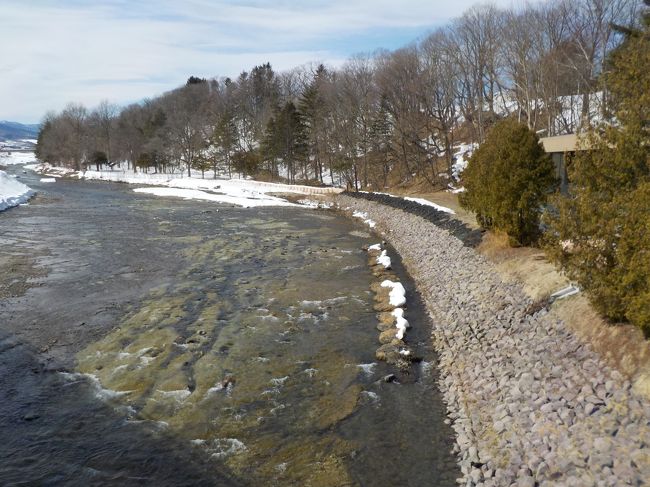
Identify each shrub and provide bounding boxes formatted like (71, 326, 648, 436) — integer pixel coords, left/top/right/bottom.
(459, 119, 555, 246)
(544, 14, 650, 334)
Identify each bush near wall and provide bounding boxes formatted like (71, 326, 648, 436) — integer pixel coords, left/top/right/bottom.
(459, 119, 555, 246)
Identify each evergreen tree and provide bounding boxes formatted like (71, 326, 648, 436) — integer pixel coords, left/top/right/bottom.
(368, 95, 393, 188)
(460, 119, 555, 245)
(299, 65, 328, 182)
(546, 4, 650, 333)
(262, 102, 307, 183)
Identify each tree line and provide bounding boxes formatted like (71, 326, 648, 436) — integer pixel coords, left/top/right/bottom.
(37, 0, 639, 190)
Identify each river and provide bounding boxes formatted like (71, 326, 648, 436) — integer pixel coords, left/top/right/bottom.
(0, 167, 459, 486)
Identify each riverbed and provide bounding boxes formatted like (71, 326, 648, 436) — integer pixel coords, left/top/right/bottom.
(0, 168, 459, 486)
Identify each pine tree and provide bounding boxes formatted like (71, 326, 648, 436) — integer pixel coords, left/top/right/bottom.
(262, 102, 307, 183)
(298, 64, 329, 182)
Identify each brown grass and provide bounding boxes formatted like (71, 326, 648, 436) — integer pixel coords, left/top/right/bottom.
(478, 231, 568, 301)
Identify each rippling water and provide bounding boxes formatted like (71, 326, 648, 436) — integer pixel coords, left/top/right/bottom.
(0, 173, 458, 486)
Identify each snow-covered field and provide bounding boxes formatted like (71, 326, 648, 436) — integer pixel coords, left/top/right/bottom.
(0, 151, 38, 166)
(0, 170, 33, 211)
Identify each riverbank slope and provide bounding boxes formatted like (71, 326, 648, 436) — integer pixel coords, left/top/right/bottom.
(336, 193, 650, 487)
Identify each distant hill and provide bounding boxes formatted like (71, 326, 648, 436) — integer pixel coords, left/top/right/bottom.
(0, 121, 40, 141)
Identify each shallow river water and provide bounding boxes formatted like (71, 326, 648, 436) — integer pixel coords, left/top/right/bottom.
(0, 168, 458, 486)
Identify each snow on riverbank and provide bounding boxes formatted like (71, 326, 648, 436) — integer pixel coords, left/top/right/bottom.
(133, 186, 296, 208)
(380, 280, 407, 307)
(76, 167, 340, 207)
(23, 163, 342, 208)
(0, 151, 37, 166)
(361, 190, 455, 214)
(0, 170, 33, 211)
(352, 210, 376, 228)
(403, 196, 455, 214)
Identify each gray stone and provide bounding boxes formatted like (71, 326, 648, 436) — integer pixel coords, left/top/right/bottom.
(517, 475, 535, 487)
(593, 437, 611, 453)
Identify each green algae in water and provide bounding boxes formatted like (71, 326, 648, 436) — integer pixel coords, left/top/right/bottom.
(75, 209, 457, 486)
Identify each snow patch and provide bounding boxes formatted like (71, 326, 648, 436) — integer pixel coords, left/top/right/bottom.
(376, 249, 391, 269)
(392, 307, 410, 340)
(380, 280, 406, 307)
(0, 170, 33, 211)
(352, 210, 376, 228)
(451, 143, 478, 180)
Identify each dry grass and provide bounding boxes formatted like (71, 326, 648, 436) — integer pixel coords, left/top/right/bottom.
(551, 296, 650, 397)
(478, 231, 568, 301)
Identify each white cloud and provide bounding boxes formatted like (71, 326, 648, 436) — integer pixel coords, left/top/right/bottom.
(0, 0, 518, 122)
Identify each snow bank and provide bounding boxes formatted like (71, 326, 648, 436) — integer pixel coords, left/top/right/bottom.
(0, 151, 37, 166)
(133, 187, 297, 208)
(0, 170, 33, 211)
(78, 168, 342, 207)
(403, 196, 455, 214)
(392, 308, 410, 340)
(377, 249, 392, 269)
(380, 280, 406, 307)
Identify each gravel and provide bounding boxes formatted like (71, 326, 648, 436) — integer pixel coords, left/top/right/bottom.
(337, 194, 650, 487)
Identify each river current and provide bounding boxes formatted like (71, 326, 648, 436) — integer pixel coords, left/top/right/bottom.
(0, 169, 458, 486)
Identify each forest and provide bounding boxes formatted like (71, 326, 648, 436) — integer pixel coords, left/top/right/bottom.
(36, 0, 638, 190)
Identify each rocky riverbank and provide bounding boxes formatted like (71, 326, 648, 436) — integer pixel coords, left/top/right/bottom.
(336, 194, 650, 487)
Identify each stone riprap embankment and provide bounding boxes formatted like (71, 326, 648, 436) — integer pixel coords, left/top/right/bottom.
(345, 191, 484, 247)
(337, 194, 650, 487)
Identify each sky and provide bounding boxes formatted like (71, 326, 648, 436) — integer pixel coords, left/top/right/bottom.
(1, 0, 517, 124)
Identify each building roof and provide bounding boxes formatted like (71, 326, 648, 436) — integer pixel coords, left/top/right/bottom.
(540, 133, 587, 153)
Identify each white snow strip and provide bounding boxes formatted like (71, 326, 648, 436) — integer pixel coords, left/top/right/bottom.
(403, 197, 455, 214)
(377, 249, 392, 269)
(133, 186, 296, 208)
(368, 243, 381, 251)
(392, 308, 410, 340)
(40, 177, 56, 183)
(360, 189, 455, 214)
(0, 170, 33, 211)
(380, 280, 407, 307)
